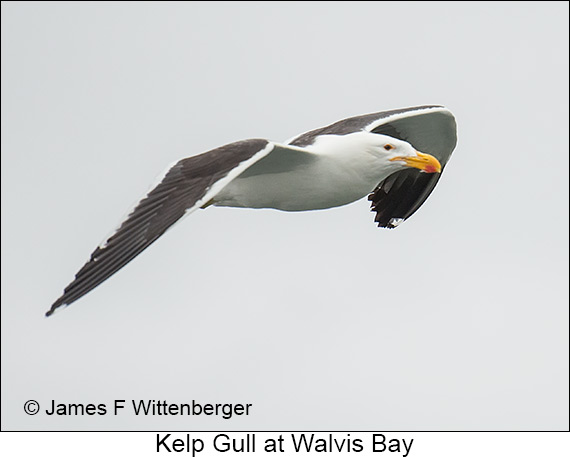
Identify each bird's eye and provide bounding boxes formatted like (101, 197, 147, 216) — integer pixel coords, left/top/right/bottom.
(384, 144, 394, 151)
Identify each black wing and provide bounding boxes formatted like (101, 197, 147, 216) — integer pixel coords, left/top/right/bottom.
(369, 169, 443, 228)
(46, 139, 270, 316)
(368, 108, 457, 228)
(288, 105, 443, 147)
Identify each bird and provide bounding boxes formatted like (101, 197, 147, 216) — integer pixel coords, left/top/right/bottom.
(45, 105, 457, 317)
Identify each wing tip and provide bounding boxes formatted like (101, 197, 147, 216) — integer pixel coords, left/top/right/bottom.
(372, 217, 404, 229)
(45, 297, 67, 317)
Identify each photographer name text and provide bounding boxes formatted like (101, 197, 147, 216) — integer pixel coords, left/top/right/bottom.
(38, 399, 251, 419)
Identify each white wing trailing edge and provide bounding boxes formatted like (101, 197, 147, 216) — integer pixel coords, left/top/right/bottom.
(46, 139, 274, 316)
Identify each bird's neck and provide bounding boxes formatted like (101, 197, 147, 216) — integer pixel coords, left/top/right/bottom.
(307, 132, 393, 188)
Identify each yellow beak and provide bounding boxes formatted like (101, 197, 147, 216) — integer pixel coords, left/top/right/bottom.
(389, 151, 442, 173)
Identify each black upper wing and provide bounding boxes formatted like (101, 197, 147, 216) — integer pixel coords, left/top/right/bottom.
(288, 105, 443, 147)
(46, 139, 270, 316)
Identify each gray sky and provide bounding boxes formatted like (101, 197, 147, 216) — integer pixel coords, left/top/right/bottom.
(1, 2, 568, 431)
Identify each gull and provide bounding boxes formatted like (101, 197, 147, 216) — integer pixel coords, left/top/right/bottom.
(46, 105, 457, 316)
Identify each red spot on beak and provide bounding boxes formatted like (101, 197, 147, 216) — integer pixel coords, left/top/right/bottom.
(424, 165, 437, 173)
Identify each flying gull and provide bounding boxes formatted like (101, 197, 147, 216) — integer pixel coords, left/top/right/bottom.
(46, 105, 457, 317)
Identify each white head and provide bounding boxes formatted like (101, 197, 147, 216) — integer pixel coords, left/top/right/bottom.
(366, 133, 442, 174)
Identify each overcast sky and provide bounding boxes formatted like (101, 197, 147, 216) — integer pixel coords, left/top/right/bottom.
(1, 2, 568, 431)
